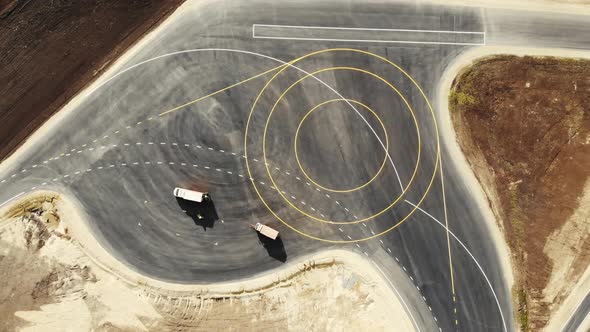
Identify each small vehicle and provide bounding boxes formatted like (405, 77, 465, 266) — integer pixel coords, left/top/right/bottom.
(173, 187, 209, 203)
(251, 223, 279, 240)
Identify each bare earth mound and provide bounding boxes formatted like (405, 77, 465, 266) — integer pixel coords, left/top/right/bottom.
(449, 55, 590, 330)
(0, 0, 183, 162)
(0, 192, 411, 331)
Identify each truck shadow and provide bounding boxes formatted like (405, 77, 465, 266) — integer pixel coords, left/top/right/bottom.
(175, 197, 219, 231)
(256, 232, 287, 262)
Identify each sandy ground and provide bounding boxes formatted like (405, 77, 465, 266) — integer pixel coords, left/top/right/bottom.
(544, 181, 590, 306)
(544, 181, 590, 332)
(0, 191, 414, 331)
(437, 45, 590, 331)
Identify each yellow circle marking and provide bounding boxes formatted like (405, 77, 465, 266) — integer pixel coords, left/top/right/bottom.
(243, 48, 441, 243)
(294, 98, 389, 193)
(263, 66, 419, 224)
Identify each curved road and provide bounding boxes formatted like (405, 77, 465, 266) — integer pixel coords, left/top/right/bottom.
(2, 1, 590, 331)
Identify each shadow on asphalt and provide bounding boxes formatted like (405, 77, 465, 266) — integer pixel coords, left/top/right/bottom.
(175, 196, 219, 231)
(256, 231, 287, 263)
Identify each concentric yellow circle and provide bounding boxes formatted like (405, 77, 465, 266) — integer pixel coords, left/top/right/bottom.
(243, 48, 441, 243)
(294, 98, 389, 193)
(263, 66, 420, 224)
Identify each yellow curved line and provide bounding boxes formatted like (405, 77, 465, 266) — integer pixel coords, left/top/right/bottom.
(262, 66, 421, 225)
(293, 98, 389, 193)
(244, 48, 441, 243)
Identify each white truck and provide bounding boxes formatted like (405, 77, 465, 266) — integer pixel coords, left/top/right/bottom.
(173, 187, 209, 203)
(251, 223, 279, 240)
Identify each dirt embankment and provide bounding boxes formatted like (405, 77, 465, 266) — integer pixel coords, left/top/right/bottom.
(0, 0, 184, 162)
(0, 192, 411, 331)
(449, 55, 590, 331)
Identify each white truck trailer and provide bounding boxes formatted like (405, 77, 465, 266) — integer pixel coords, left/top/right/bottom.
(251, 223, 279, 240)
(173, 187, 209, 203)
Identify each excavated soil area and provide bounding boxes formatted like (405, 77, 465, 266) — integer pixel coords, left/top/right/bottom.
(0, 0, 183, 161)
(449, 55, 590, 330)
(0, 193, 409, 331)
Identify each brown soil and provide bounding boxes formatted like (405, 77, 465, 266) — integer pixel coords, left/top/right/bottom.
(0, 0, 184, 162)
(449, 55, 590, 331)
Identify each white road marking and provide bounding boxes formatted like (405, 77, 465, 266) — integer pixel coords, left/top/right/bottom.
(0, 192, 25, 208)
(252, 23, 485, 46)
(405, 199, 508, 332)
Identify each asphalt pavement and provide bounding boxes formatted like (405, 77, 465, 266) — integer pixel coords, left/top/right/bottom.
(1, 0, 590, 331)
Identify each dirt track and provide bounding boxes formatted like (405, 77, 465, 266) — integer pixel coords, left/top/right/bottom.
(449, 55, 590, 330)
(0, 0, 184, 162)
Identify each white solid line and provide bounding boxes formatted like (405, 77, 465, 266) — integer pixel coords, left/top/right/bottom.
(373, 263, 422, 332)
(0, 192, 25, 208)
(405, 199, 507, 332)
(252, 35, 485, 46)
(84, 48, 406, 197)
(253, 23, 484, 35)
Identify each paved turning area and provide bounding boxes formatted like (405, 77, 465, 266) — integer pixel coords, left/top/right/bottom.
(2, 1, 590, 331)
